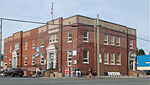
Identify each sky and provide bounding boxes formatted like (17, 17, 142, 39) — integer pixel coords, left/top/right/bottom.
(0, 0, 149, 54)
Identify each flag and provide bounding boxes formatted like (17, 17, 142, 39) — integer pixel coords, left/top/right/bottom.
(51, 3, 53, 14)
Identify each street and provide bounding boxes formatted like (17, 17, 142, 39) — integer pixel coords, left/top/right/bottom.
(0, 77, 149, 85)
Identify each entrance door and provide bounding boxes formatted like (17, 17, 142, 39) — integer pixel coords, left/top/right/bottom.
(3, 63, 7, 70)
(129, 60, 133, 70)
(13, 57, 17, 68)
(49, 53, 54, 69)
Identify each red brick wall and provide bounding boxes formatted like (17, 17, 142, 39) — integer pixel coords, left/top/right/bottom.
(3, 16, 137, 76)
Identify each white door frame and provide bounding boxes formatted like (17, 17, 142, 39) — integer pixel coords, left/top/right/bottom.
(128, 51, 136, 71)
(46, 44, 57, 69)
(12, 50, 18, 68)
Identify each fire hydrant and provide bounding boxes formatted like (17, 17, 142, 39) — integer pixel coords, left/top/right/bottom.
(89, 73, 92, 79)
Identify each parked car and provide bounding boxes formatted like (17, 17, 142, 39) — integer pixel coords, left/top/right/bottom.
(3, 68, 24, 77)
(143, 70, 150, 75)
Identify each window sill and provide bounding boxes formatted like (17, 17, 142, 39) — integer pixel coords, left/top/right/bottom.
(41, 46, 44, 48)
(67, 41, 72, 43)
(83, 62, 89, 64)
(110, 44, 115, 46)
(50, 41, 58, 44)
(104, 63, 109, 65)
(116, 64, 121, 65)
(83, 41, 88, 43)
(104, 43, 108, 45)
(110, 64, 115, 65)
(130, 47, 133, 49)
(116, 45, 120, 47)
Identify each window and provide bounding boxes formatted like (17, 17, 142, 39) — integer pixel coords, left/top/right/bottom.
(55, 34, 58, 42)
(116, 53, 121, 65)
(83, 50, 89, 64)
(52, 35, 55, 42)
(104, 34, 108, 45)
(32, 55, 35, 65)
(50, 35, 53, 43)
(5, 50, 7, 56)
(25, 41, 27, 50)
(68, 31, 72, 42)
(130, 40, 133, 49)
(24, 56, 27, 65)
(67, 50, 72, 66)
(110, 35, 114, 45)
(9, 57, 11, 66)
(32, 39, 35, 48)
(9, 45, 12, 53)
(104, 52, 109, 64)
(116, 37, 120, 46)
(41, 38, 44, 47)
(83, 31, 88, 42)
(40, 54, 44, 65)
(49, 33, 58, 43)
(110, 53, 115, 65)
(15, 43, 19, 50)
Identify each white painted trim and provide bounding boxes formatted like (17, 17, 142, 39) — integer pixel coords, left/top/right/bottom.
(137, 67, 150, 70)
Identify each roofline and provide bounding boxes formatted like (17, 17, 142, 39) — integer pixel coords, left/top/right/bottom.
(76, 14, 135, 30)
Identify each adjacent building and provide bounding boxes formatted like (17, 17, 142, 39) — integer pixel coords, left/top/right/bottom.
(137, 55, 150, 70)
(3, 15, 137, 76)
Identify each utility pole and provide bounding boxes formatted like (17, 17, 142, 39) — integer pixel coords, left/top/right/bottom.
(97, 14, 100, 78)
(126, 28, 129, 75)
(0, 18, 2, 71)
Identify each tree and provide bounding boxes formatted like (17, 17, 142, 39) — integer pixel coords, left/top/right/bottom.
(137, 48, 145, 55)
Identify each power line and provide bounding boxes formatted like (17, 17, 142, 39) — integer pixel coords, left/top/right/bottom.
(1, 18, 46, 25)
(137, 37, 150, 42)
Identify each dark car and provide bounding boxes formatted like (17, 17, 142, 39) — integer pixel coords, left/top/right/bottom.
(143, 70, 150, 75)
(3, 68, 24, 77)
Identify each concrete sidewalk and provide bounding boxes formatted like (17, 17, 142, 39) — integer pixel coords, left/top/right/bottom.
(38, 75, 150, 79)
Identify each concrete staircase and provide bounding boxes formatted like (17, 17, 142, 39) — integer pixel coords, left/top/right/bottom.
(129, 70, 147, 77)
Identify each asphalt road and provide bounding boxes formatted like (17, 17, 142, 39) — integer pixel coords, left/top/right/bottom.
(0, 77, 149, 85)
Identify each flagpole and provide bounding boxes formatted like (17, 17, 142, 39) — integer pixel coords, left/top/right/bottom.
(51, 2, 54, 24)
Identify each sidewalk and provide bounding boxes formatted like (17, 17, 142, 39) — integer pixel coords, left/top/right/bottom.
(38, 75, 150, 79)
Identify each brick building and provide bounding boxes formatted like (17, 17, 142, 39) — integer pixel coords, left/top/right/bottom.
(3, 15, 137, 76)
